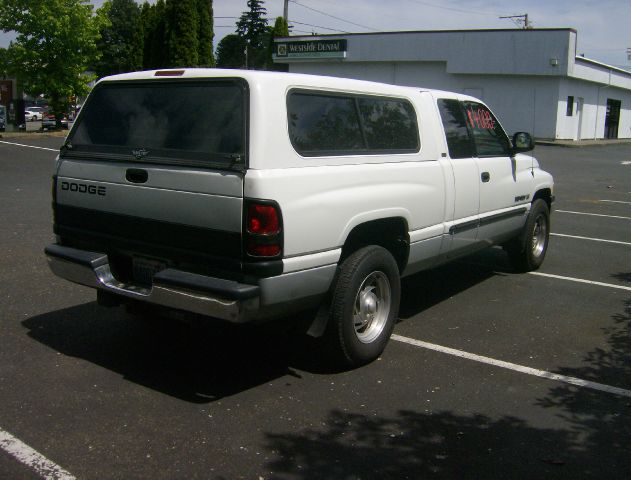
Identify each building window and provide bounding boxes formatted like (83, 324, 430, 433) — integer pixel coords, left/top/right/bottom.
(566, 96, 574, 116)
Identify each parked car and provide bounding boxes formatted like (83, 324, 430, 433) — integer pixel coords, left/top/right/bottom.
(24, 107, 46, 121)
(42, 113, 69, 130)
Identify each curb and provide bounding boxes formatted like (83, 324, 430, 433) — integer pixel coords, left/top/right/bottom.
(0, 131, 68, 139)
(536, 139, 631, 148)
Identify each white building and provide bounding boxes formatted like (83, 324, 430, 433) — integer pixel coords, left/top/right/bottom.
(273, 29, 631, 141)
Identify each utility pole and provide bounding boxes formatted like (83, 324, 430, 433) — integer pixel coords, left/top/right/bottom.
(284, 0, 289, 22)
(499, 14, 532, 29)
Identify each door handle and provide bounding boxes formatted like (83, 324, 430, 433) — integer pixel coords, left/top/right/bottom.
(126, 168, 148, 184)
(481, 172, 490, 183)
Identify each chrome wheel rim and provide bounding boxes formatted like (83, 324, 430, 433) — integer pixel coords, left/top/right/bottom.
(353, 271, 391, 344)
(531, 214, 548, 258)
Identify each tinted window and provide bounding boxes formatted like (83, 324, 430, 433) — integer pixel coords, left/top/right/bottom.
(437, 99, 475, 159)
(288, 91, 419, 156)
(463, 102, 511, 157)
(287, 93, 363, 154)
(68, 80, 246, 167)
(358, 97, 418, 151)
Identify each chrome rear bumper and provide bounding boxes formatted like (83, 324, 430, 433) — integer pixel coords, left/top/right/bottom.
(45, 244, 260, 322)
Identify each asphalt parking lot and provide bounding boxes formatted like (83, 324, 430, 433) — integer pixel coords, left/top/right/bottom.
(1, 137, 630, 479)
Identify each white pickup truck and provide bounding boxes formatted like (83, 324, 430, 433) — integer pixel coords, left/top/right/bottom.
(46, 69, 553, 367)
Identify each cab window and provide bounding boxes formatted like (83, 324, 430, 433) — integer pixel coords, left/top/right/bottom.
(463, 101, 511, 157)
(437, 99, 475, 159)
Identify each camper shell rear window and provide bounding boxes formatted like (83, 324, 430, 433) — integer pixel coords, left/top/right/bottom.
(65, 79, 248, 169)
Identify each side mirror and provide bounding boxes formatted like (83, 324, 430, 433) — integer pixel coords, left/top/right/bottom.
(512, 132, 534, 154)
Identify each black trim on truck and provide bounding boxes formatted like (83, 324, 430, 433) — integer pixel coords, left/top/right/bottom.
(55, 205, 242, 259)
(54, 205, 283, 278)
(449, 208, 527, 235)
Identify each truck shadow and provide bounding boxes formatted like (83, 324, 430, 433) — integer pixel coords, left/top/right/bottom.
(398, 247, 508, 319)
(22, 302, 308, 403)
(21, 248, 510, 403)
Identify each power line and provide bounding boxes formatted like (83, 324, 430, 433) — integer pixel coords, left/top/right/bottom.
(213, 14, 349, 35)
(288, 19, 350, 33)
(288, 0, 378, 31)
(406, 0, 506, 17)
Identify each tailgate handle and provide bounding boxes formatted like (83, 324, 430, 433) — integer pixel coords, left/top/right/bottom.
(126, 168, 148, 184)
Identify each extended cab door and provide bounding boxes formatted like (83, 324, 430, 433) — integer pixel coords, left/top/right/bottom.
(436, 98, 479, 256)
(463, 101, 527, 242)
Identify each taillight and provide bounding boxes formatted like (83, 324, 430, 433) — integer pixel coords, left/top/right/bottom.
(244, 200, 282, 258)
(247, 204, 280, 234)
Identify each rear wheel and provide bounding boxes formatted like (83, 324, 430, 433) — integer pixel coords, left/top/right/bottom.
(506, 199, 550, 272)
(325, 246, 400, 368)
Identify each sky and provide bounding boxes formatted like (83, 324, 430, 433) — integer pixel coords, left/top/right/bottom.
(1, 0, 629, 70)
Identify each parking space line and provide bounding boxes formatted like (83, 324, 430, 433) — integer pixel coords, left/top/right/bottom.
(528, 271, 631, 291)
(550, 232, 631, 246)
(0, 428, 76, 480)
(556, 210, 631, 220)
(0, 140, 58, 152)
(391, 334, 631, 398)
(599, 200, 631, 205)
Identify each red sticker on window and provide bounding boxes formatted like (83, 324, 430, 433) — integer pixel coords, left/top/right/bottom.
(467, 108, 495, 130)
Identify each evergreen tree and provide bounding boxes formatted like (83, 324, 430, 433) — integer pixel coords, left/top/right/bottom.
(268, 16, 289, 70)
(236, 0, 268, 69)
(139, 0, 167, 69)
(94, 0, 143, 78)
(197, 0, 215, 67)
(216, 34, 246, 69)
(149, 0, 167, 68)
(165, 0, 198, 67)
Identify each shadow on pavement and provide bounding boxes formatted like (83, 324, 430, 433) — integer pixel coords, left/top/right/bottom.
(21, 248, 512, 404)
(262, 298, 631, 479)
(261, 268, 631, 479)
(262, 408, 617, 479)
(22, 302, 318, 403)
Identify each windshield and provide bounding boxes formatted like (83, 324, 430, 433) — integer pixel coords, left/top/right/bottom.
(67, 79, 247, 168)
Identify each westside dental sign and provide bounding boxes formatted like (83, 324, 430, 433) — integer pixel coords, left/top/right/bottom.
(274, 40, 347, 59)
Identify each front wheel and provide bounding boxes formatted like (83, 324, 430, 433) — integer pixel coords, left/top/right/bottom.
(324, 246, 401, 368)
(506, 199, 550, 272)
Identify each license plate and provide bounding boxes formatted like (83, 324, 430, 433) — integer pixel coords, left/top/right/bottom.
(132, 257, 166, 286)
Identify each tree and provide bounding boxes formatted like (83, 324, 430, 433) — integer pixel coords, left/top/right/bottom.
(197, 0, 215, 67)
(94, 0, 143, 78)
(268, 16, 289, 70)
(165, 0, 198, 67)
(216, 34, 246, 69)
(236, 0, 268, 69)
(0, 0, 102, 123)
(140, 0, 167, 69)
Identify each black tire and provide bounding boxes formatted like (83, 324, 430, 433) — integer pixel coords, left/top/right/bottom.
(324, 245, 401, 368)
(506, 199, 550, 272)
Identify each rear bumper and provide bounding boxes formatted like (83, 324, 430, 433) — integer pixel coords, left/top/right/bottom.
(45, 244, 336, 323)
